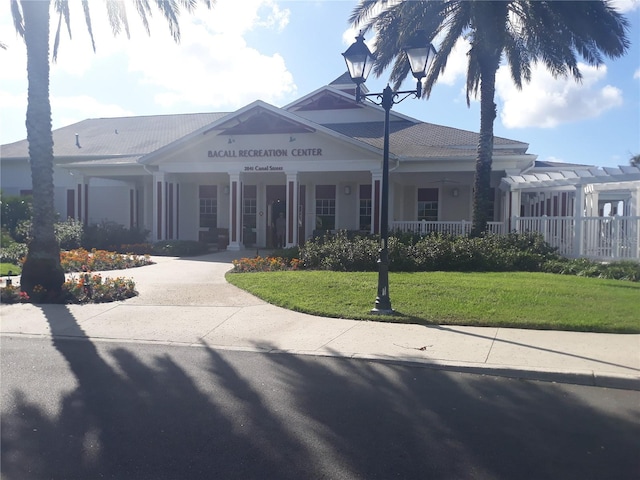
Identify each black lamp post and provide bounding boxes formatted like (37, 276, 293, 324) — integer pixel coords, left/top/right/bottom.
(343, 32, 436, 314)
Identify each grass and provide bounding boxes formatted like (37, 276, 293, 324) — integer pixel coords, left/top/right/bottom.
(226, 270, 640, 333)
(0, 263, 21, 276)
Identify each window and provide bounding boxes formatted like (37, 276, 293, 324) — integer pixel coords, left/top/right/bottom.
(199, 185, 217, 228)
(315, 185, 336, 230)
(417, 188, 438, 221)
(359, 184, 372, 231)
(243, 185, 257, 246)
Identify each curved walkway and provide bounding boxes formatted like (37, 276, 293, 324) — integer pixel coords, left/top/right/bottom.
(1, 250, 639, 390)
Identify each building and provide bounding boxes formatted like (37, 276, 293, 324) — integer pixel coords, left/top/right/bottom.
(2, 74, 639, 259)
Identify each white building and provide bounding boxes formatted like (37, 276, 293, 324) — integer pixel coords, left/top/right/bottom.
(2, 74, 639, 259)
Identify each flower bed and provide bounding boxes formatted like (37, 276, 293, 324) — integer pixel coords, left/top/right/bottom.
(0, 248, 149, 304)
(1, 274, 137, 304)
(231, 256, 301, 273)
(60, 248, 153, 272)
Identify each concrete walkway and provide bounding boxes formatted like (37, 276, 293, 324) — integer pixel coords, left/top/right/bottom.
(1, 251, 639, 390)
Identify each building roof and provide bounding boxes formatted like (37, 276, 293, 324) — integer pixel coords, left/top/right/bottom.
(0, 112, 229, 160)
(324, 120, 529, 159)
(0, 79, 531, 167)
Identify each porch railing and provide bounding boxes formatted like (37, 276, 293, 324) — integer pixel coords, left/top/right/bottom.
(390, 216, 640, 261)
(392, 220, 505, 236)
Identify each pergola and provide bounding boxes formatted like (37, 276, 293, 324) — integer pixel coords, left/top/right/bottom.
(500, 165, 640, 259)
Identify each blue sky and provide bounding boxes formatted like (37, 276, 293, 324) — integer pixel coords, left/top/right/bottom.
(1, 0, 638, 168)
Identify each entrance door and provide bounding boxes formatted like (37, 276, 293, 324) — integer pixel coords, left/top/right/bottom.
(266, 185, 286, 248)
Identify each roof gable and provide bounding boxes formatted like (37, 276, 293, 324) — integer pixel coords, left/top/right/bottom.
(213, 105, 316, 135)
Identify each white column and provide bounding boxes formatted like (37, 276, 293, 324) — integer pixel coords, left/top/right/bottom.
(584, 185, 598, 216)
(371, 171, 382, 235)
(228, 173, 242, 251)
(286, 172, 299, 247)
(509, 189, 521, 232)
(573, 185, 585, 257)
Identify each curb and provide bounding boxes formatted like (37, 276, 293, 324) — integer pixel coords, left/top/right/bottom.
(4, 333, 639, 392)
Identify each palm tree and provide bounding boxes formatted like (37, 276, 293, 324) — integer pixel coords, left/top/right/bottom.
(10, 0, 211, 298)
(350, 0, 630, 236)
(631, 154, 640, 166)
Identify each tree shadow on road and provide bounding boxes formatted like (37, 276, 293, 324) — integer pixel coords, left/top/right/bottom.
(2, 306, 639, 479)
(249, 346, 640, 480)
(1, 306, 312, 480)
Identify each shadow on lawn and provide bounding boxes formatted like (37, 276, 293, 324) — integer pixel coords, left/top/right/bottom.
(1, 307, 639, 479)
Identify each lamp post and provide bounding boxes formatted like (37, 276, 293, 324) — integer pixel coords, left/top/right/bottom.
(343, 32, 436, 314)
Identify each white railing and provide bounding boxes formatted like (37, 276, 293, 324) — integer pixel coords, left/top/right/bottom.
(390, 216, 640, 261)
(515, 216, 575, 256)
(392, 220, 504, 236)
(580, 216, 640, 260)
(515, 216, 640, 260)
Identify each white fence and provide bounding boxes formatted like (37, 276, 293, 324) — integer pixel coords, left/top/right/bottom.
(514, 216, 640, 260)
(391, 216, 640, 261)
(392, 220, 505, 236)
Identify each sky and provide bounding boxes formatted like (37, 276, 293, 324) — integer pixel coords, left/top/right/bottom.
(1, 0, 639, 169)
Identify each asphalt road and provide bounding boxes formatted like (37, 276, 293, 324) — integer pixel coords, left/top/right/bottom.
(2, 335, 639, 480)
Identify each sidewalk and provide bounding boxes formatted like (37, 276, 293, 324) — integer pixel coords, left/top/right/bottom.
(1, 250, 639, 390)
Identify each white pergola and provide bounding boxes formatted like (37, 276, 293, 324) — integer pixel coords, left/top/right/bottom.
(500, 165, 640, 260)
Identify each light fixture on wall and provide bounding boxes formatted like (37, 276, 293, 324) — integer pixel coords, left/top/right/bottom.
(228, 137, 235, 144)
(344, 186, 351, 195)
(451, 188, 459, 197)
(224, 185, 230, 195)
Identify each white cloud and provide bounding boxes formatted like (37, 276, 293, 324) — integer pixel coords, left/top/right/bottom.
(634, 68, 640, 80)
(122, 2, 296, 109)
(0, 0, 297, 143)
(610, 0, 640, 12)
(496, 63, 623, 128)
(51, 95, 134, 123)
(437, 37, 469, 86)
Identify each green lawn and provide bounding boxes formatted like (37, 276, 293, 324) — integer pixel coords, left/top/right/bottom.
(0, 263, 21, 277)
(226, 270, 640, 333)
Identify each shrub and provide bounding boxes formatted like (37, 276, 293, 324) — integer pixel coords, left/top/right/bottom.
(298, 231, 561, 273)
(119, 243, 154, 255)
(9, 218, 83, 249)
(0, 243, 28, 264)
(1, 229, 15, 248)
(300, 230, 378, 271)
(82, 221, 149, 251)
(151, 240, 209, 256)
(55, 218, 84, 249)
(542, 258, 640, 282)
(231, 256, 301, 273)
(0, 193, 32, 237)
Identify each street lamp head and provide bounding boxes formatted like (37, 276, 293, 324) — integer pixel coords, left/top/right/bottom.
(404, 38, 437, 98)
(342, 31, 376, 101)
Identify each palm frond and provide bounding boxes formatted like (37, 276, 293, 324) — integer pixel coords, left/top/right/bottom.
(10, 0, 24, 38)
(51, 0, 72, 61)
(81, 0, 96, 53)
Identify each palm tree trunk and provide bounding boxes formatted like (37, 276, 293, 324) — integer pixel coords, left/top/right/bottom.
(20, 0, 65, 299)
(471, 61, 498, 237)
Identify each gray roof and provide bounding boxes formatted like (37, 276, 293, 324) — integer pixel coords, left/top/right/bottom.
(1, 96, 530, 166)
(0, 112, 229, 160)
(324, 120, 529, 158)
